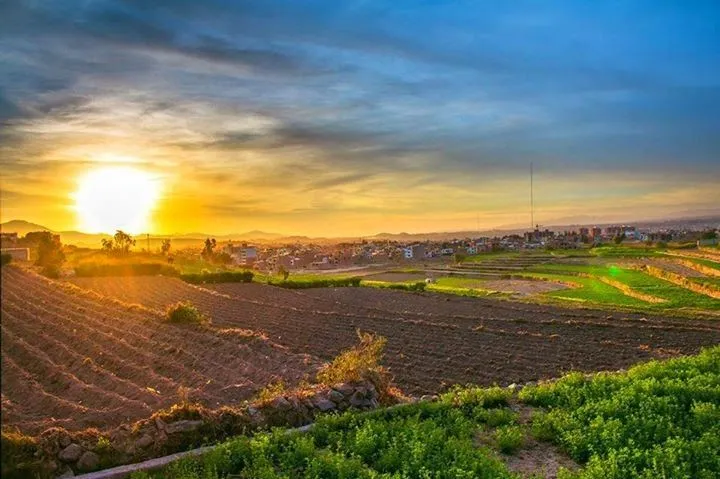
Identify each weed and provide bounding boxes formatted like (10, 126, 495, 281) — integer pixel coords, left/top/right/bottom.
(494, 425, 525, 454)
(165, 301, 209, 324)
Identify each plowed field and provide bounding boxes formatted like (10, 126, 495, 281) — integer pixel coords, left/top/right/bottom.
(0, 267, 315, 434)
(68, 276, 720, 397)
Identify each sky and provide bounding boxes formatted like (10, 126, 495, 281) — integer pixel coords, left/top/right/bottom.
(1, 0, 719, 236)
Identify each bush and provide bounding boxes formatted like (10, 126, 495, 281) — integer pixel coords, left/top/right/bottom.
(1, 253, 12, 267)
(362, 280, 426, 292)
(75, 263, 179, 277)
(180, 271, 254, 284)
(269, 276, 361, 289)
(317, 331, 390, 397)
(165, 301, 208, 324)
(495, 425, 525, 454)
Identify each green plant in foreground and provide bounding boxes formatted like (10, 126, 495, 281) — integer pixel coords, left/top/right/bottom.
(494, 425, 525, 454)
(165, 301, 208, 324)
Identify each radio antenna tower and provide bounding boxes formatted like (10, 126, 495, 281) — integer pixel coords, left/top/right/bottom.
(530, 162, 534, 230)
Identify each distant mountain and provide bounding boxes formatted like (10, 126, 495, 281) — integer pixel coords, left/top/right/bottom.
(0, 220, 51, 236)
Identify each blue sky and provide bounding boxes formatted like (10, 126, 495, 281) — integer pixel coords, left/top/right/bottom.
(1, 1, 719, 235)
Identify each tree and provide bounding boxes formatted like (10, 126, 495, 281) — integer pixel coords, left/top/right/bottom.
(161, 239, 172, 255)
(613, 233, 626, 245)
(101, 238, 113, 252)
(202, 238, 216, 259)
(701, 230, 718, 240)
(35, 232, 65, 277)
(453, 253, 467, 264)
(113, 230, 135, 255)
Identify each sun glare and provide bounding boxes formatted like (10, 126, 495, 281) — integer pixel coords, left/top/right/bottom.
(74, 166, 161, 234)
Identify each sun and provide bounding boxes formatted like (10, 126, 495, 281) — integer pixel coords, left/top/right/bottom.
(74, 166, 161, 234)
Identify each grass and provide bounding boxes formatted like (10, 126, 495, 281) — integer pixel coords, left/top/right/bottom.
(133, 386, 517, 479)
(316, 332, 391, 398)
(132, 348, 720, 479)
(519, 346, 720, 478)
(165, 301, 209, 324)
(525, 263, 720, 311)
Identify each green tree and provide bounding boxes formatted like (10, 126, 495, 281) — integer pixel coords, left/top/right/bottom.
(701, 230, 718, 240)
(453, 252, 467, 264)
(613, 232, 626, 244)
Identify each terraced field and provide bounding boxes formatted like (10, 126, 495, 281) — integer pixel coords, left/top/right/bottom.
(0, 267, 315, 435)
(68, 274, 720, 398)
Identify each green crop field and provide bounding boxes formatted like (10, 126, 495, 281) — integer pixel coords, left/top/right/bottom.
(525, 263, 720, 311)
(135, 347, 720, 479)
(519, 346, 720, 479)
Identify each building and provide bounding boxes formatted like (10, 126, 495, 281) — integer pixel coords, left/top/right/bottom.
(0, 232, 19, 247)
(1, 248, 30, 261)
(223, 243, 257, 266)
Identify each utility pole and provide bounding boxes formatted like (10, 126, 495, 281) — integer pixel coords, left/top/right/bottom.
(530, 162, 534, 230)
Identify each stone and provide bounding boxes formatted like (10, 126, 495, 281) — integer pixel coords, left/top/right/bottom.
(76, 451, 100, 471)
(314, 398, 336, 412)
(134, 434, 154, 449)
(349, 391, 366, 408)
(58, 435, 72, 448)
(335, 383, 355, 396)
(154, 417, 166, 432)
(56, 468, 75, 478)
(58, 443, 83, 463)
(270, 396, 292, 410)
(328, 390, 345, 403)
(165, 420, 203, 434)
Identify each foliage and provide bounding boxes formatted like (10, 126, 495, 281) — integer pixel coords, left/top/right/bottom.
(101, 230, 136, 256)
(34, 231, 65, 276)
(494, 425, 525, 454)
(202, 238, 217, 259)
(701, 230, 718, 240)
(362, 280, 426, 292)
(133, 394, 515, 479)
(269, 276, 362, 289)
(317, 332, 390, 396)
(256, 381, 287, 403)
(74, 262, 179, 277)
(1, 431, 45, 479)
(1, 253, 12, 267)
(166, 301, 209, 324)
(161, 239, 172, 255)
(519, 346, 720, 478)
(454, 252, 467, 264)
(181, 270, 254, 284)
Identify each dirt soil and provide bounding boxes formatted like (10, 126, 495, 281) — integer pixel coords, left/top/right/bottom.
(1, 267, 316, 435)
(481, 279, 569, 296)
(66, 276, 720, 399)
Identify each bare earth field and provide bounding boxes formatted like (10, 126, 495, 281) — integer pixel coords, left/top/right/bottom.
(476, 279, 570, 296)
(67, 275, 720, 398)
(0, 267, 315, 435)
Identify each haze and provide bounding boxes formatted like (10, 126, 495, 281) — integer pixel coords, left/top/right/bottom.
(1, 1, 719, 236)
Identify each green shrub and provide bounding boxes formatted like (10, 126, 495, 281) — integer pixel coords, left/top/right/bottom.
(361, 280, 427, 292)
(1, 253, 11, 267)
(180, 271, 254, 284)
(485, 408, 519, 427)
(494, 425, 525, 454)
(268, 276, 361, 289)
(165, 301, 208, 324)
(75, 262, 179, 277)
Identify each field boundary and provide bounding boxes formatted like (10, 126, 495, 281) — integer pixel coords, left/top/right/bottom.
(643, 265, 720, 299)
(669, 258, 720, 278)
